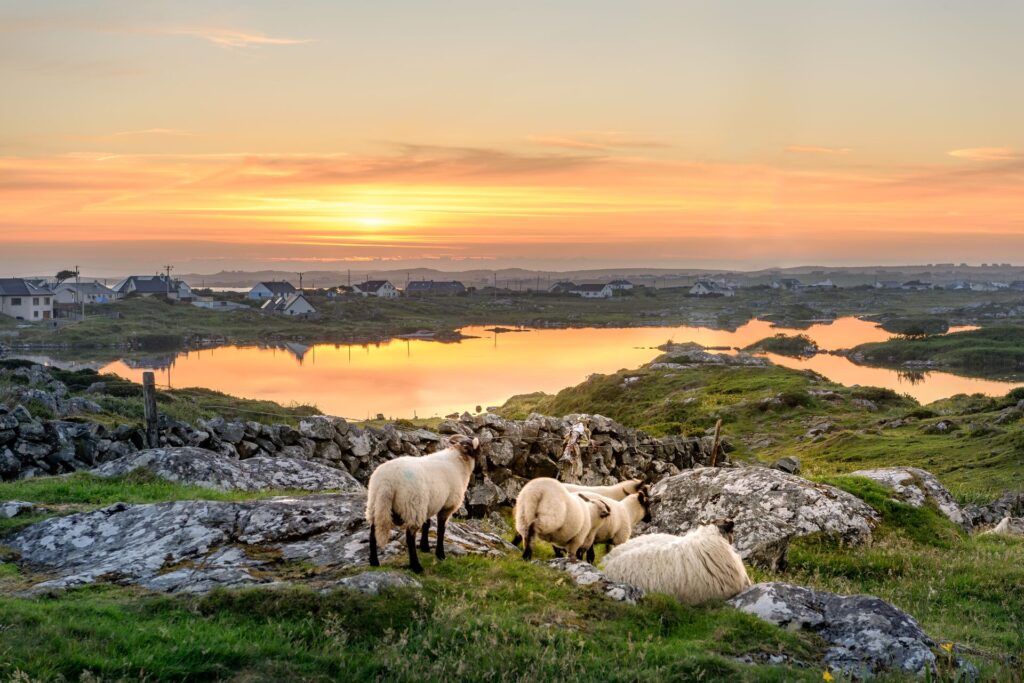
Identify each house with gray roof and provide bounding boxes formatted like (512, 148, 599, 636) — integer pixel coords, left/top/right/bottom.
(0, 278, 55, 321)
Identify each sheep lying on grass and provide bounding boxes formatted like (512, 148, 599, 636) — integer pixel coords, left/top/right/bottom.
(514, 477, 611, 561)
(513, 478, 645, 546)
(584, 489, 652, 563)
(366, 434, 481, 573)
(602, 521, 752, 605)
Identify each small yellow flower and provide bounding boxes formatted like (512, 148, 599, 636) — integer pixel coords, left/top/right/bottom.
(940, 642, 954, 653)
(822, 672, 834, 682)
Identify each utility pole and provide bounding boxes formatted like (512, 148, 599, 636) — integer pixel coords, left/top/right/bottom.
(74, 265, 83, 321)
(298, 272, 304, 291)
(163, 265, 174, 298)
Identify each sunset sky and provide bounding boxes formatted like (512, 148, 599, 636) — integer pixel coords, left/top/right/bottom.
(3, 0, 1023, 276)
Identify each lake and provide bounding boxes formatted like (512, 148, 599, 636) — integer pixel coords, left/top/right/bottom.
(93, 317, 1020, 419)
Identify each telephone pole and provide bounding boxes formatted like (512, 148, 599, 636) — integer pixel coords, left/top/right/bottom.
(163, 265, 174, 298)
(74, 266, 84, 320)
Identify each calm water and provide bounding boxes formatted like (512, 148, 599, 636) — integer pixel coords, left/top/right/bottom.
(96, 318, 1020, 419)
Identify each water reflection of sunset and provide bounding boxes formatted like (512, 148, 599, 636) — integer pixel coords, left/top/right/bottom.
(99, 318, 1019, 419)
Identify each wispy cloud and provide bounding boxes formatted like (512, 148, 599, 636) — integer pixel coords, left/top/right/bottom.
(111, 128, 196, 138)
(785, 145, 852, 155)
(528, 132, 669, 152)
(156, 26, 314, 49)
(948, 147, 1020, 161)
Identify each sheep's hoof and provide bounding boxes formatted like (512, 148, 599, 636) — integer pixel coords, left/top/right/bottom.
(436, 551, 446, 561)
(410, 564, 424, 574)
(369, 558, 380, 567)
(419, 542, 431, 552)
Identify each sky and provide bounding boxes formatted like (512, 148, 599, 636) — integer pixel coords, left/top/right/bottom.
(2, 0, 1023, 276)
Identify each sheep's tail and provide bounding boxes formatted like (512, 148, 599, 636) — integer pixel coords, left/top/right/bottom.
(514, 490, 541, 539)
(367, 479, 398, 547)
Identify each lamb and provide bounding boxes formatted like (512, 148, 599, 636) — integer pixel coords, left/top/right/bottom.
(514, 477, 611, 561)
(512, 478, 645, 546)
(583, 489, 652, 563)
(602, 521, 752, 605)
(366, 434, 481, 573)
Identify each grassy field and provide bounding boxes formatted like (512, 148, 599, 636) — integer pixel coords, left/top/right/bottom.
(853, 326, 1024, 377)
(499, 360, 1024, 499)
(1, 471, 1021, 681)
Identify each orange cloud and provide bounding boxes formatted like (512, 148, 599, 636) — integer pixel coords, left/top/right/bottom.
(785, 145, 853, 155)
(948, 147, 1020, 161)
(156, 26, 314, 48)
(527, 132, 669, 151)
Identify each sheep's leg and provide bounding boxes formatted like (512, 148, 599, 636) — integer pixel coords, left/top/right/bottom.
(585, 546, 596, 564)
(522, 524, 534, 560)
(511, 532, 522, 547)
(369, 524, 380, 567)
(419, 520, 431, 552)
(436, 507, 455, 561)
(406, 528, 424, 573)
(553, 547, 564, 558)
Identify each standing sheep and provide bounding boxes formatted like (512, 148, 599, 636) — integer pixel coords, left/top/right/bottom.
(583, 490, 652, 563)
(513, 479, 645, 546)
(514, 477, 611, 561)
(602, 521, 751, 605)
(366, 434, 481, 573)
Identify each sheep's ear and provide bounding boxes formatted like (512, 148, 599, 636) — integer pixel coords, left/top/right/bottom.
(598, 500, 611, 518)
(471, 437, 480, 450)
(638, 490, 649, 507)
(715, 519, 735, 536)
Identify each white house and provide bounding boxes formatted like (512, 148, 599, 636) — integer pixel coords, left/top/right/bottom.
(354, 280, 399, 298)
(689, 279, 735, 297)
(574, 283, 614, 299)
(607, 279, 634, 291)
(771, 278, 802, 290)
(248, 281, 297, 300)
(53, 281, 118, 305)
(900, 280, 932, 291)
(261, 293, 317, 316)
(0, 278, 54, 321)
(548, 281, 578, 294)
(114, 275, 193, 301)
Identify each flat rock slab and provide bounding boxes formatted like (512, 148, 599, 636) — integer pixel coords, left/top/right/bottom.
(540, 559, 645, 604)
(92, 447, 364, 493)
(850, 467, 969, 530)
(327, 571, 422, 595)
(728, 582, 936, 676)
(1, 500, 37, 519)
(7, 493, 515, 594)
(646, 467, 879, 570)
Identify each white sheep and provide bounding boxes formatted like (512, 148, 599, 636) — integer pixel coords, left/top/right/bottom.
(583, 490, 652, 563)
(513, 478, 646, 547)
(514, 477, 611, 561)
(602, 521, 752, 605)
(366, 434, 481, 573)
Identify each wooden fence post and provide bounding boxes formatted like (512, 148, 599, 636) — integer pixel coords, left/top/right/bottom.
(143, 372, 159, 448)
(709, 418, 723, 467)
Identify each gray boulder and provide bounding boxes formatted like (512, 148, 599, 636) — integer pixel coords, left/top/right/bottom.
(329, 571, 422, 595)
(850, 467, 969, 530)
(92, 447, 363, 493)
(541, 559, 645, 604)
(646, 467, 878, 570)
(8, 493, 515, 593)
(1, 500, 37, 519)
(770, 456, 801, 475)
(728, 582, 936, 676)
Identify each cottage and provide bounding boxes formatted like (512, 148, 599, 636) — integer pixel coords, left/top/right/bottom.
(547, 281, 578, 294)
(689, 279, 735, 297)
(53, 281, 118, 305)
(405, 280, 466, 296)
(874, 280, 902, 289)
(260, 293, 317, 316)
(353, 280, 399, 298)
(607, 279, 634, 291)
(114, 275, 193, 301)
(248, 281, 297, 300)
(771, 278, 802, 290)
(0, 278, 54, 321)
(900, 280, 932, 291)
(573, 283, 614, 299)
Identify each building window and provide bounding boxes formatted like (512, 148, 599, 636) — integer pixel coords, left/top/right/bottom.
(11, 298, 21, 305)
(33, 297, 39, 305)
(33, 311, 39, 318)
(44, 297, 50, 304)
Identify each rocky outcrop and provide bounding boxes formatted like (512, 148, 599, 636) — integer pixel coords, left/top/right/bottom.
(963, 491, 1024, 529)
(328, 571, 422, 595)
(1, 500, 37, 519)
(7, 493, 516, 594)
(644, 467, 879, 570)
(850, 467, 970, 530)
(728, 582, 936, 676)
(93, 447, 364, 493)
(541, 559, 645, 604)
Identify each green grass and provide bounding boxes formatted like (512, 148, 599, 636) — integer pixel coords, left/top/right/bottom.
(853, 325, 1024, 376)
(0, 557, 821, 682)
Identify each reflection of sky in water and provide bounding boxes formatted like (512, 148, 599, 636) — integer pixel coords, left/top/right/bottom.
(100, 318, 1017, 419)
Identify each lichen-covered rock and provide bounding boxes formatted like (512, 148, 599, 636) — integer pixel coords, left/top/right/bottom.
(645, 467, 878, 570)
(0, 500, 37, 519)
(728, 582, 936, 676)
(328, 571, 422, 595)
(92, 447, 364, 493)
(541, 559, 645, 604)
(8, 493, 515, 593)
(850, 467, 969, 530)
